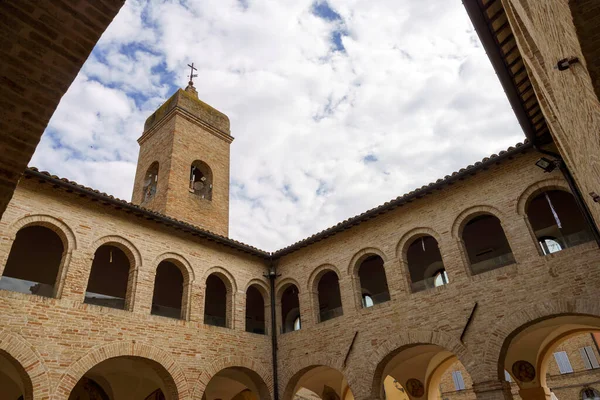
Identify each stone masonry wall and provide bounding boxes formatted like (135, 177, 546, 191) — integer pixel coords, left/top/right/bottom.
(0, 178, 271, 400)
(275, 149, 600, 400)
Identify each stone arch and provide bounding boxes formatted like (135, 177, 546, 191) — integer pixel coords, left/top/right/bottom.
(396, 226, 444, 260)
(480, 296, 600, 382)
(280, 353, 347, 400)
(7, 214, 77, 251)
(89, 235, 142, 310)
(202, 266, 237, 329)
(152, 252, 195, 320)
(192, 355, 273, 400)
(154, 252, 195, 284)
(451, 205, 507, 239)
(0, 329, 50, 400)
(364, 329, 479, 399)
(1, 214, 78, 298)
(347, 247, 389, 276)
(276, 277, 301, 300)
(53, 341, 189, 400)
(516, 177, 570, 216)
(90, 235, 142, 271)
(202, 266, 238, 294)
(307, 263, 341, 293)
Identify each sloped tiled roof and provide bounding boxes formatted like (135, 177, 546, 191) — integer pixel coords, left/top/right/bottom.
(24, 141, 532, 259)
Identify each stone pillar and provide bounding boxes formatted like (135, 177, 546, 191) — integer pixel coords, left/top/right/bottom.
(59, 250, 90, 302)
(518, 387, 551, 400)
(234, 290, 245, 331)
(473, 380, 514, 400)
(298, 290, 314, 328)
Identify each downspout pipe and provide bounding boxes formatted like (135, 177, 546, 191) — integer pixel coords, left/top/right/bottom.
(267, 260, 280, 400)
(533, 144, 600, 247)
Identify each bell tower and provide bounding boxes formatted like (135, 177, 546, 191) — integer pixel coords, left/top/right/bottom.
(131, 73, 232, 237)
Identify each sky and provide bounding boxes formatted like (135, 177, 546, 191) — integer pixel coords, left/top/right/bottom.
(31, 0, 525, 251)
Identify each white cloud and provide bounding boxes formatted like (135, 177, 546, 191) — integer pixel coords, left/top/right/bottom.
(32, 0, 524, 251)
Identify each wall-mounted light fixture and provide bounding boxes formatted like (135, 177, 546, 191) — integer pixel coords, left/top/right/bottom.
(555, 57, 580, 71)
(535, 157, 557, 173)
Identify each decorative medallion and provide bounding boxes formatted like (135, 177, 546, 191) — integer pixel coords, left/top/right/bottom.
(512, 360, 536, 382)
(405, 378, 425, 398)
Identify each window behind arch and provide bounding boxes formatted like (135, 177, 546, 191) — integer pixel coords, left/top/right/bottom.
(526, 189, 593, 254)
(281, 284, 300, 333)
(245, 285, 266, 334)
(462, 214, 514, 275)
(189, 160, 213, 200)
(205, 274, 228, 328)
(142, 162, 159, 202)
(317, 271, 343, 322)
(406, 235, 447, 292)
(358, 255, 390, 306)
(0, 225, 64, 297)
(84, 245, 130, 309)
(151, 261, 184, 319)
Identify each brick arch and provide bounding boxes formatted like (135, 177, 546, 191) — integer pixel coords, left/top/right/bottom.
(52, 341, 190, 400)
(451, 205, 507, 239)
(362, 330, 479, 399)
(7, 214, 77, 251)
(276, 277, 301, 300)
(0, 329, 50, 400)
(307, 263, 341, 293)
(280, 353, 346, 400)
(90, 235, 142, 270)
(244, 278, 269, 297)
(1, 214, 78, 298)
(88, 235, 142, 311)
(154, 252, 195, 284)
(347, 247, 389, 276)
(191, 355, 273, 400)
(202, 265, 238, 293)
(480, 296, 600, 382)
(516, 177, 570, 216)
(395, 226, 444, 260)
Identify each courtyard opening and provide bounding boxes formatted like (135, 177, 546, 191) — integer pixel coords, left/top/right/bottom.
(68, 356, 177, 400)
(245, 284, 266, 334)
(501, 315, 600, 400)
(462, 214, 514, 274)
(0, 350, 31, 400)
(406, 235, 448, 292)
(357, 255, 390, 307)
(283, 365, 353, 400)
(526, 189, 593, 255)
(281, 284, 301, 333)
(0, 225, 64, 298)
(202, 366, 271, 400)
(151, 261, 184, 319)
(84, 245, 130, 310)
(317, 270, 343, 322)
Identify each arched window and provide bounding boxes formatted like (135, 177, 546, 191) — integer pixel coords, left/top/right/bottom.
(526, 190, 593, 254)
(406, 235, 447, 292)
(189, 160, 213, 200)
(151, 261, 184, 319)
(245, 285, 266, 334)
(281, 284, 300, 333)
(462, 214, 515, 275)
(84, 245, 130, 310)
(357, 255, 390, 307)
(317, 271, 343, 322)
(582, 387, 600, 400)
(0, 225, 64, 297)
(204, 274, 229, 328)
(142, 162, 159, 202)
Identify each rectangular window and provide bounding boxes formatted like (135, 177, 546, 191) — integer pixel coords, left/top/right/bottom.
(504, 371, 512, 382)
(452, 371, 466, 391)
(580, 346, 600, 370)
(553, 351, 574, 374)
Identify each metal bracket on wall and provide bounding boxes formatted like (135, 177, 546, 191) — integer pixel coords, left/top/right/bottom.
(590, 192, 600, 203)
(460, 302, 478, 343)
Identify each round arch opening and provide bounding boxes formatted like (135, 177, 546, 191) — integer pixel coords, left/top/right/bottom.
(202, 366, 271, 400)
(283, 365, 353, 400)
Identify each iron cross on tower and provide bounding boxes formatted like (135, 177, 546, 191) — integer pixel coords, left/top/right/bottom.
(187, 62, 198, 86)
